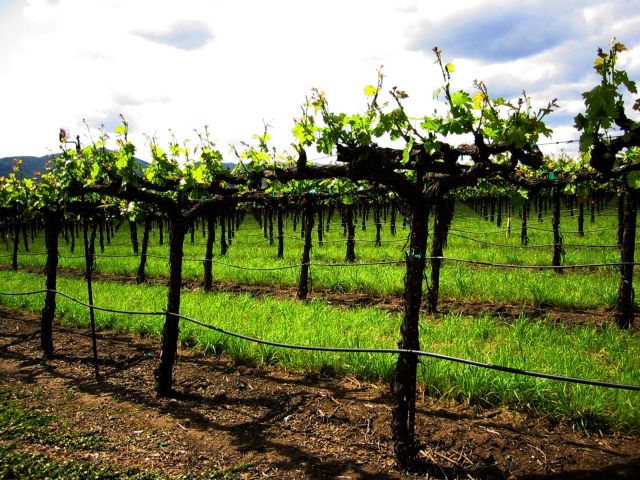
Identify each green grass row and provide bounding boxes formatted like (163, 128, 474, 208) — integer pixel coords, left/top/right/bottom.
(1, 203, 637, 310)
(0, 269, 638, 433)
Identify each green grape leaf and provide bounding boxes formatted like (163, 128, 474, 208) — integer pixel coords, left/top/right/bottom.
(364, 85, 377, 97)
(626, 171, 640, 189)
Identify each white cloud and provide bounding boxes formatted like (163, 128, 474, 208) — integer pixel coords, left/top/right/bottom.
(0, 0, 638, 162)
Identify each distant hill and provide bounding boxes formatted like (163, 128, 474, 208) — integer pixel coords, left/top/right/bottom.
(0, 155, 55, 178)
(0, 155, 236, 178)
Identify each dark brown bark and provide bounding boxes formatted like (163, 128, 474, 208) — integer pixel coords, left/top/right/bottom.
(392, 203, 428, 471)
(277, 205, 284, 259)
(361, 204, 367, 231)
(70, 221, 75, 253)
(578, 202, 585, 237)
(22, 223, 29, 252)
(345, 205, 356, 263)
(317, 206, 324, 246)
(220, 210, 228, 255)
(98, 218, 105, 253)
(83, 215, 100, 379)
(268, 206, 274, 246)
(390, 200, 397, 235)
(297, 203, 314, 300)
(41, 211, 60, 357)
(263, 207, 268, 239)
(520, 200, 529, 246)
(12, 219, 19, 270)
(203, 212, 216, 292)
(129, 219, 139, 254)
(136, 217, 152, 284)
(618, 194, 625, 247)
(427, 195, 451, 313)
(105, 219, 111, 245)
(616, 188, 637, 329)
(552, 190, 564, 273)
(227, 209, 234, 245)
(156, 217, 187, 395)
(490, 198, 495, 222)
(326, 204, 333, 232)
(374, 202, 382, 247)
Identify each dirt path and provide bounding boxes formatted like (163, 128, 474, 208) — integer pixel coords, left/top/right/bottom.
(0, 305, 639, 479)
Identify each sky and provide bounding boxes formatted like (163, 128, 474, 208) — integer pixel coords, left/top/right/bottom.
(0, 0, 639, 163)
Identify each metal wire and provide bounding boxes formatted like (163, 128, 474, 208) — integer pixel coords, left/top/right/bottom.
(0, 288, 638, 392)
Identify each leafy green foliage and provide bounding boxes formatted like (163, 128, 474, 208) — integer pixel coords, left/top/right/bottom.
(575, 40, 639, 158)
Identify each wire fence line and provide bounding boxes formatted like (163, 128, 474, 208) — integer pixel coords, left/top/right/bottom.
(448, 232, 635, 250)
(449, 225, 619, 236)
(2, 250, 638, 272)
(0, 288, 638, 392)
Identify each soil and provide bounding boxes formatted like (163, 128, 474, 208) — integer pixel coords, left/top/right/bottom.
(1, 305, 639, 479)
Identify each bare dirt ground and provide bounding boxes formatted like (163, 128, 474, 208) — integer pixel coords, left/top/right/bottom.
(1, 305, 639, 479)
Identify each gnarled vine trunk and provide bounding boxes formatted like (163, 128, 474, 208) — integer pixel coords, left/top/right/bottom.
(345, 205, 356, 262)
(616, 187, 638, 329)
(136, 217, 152, 284)
(427, 195, 451, 313)
(392, 202, 428, 470)
(156, 216, 187, 395)
(203, 211, 216, 292)
(298, 202, 314, 300)
(41, 210, 60, 357)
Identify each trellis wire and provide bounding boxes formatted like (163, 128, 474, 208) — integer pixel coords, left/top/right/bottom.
(0, 288, 638, 392)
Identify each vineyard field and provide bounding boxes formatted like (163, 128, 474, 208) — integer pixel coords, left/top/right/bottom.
(1, 202, 638, 433)
(2, 202, 637, 310)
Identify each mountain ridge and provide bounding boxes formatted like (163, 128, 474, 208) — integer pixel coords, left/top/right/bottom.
(0, 155, 237, 178)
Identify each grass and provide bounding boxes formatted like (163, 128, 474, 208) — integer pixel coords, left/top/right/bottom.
(0, 388, 109, 451)
(2, 202, 637, 310)
(0, 269, 639, 433)
(0, 388, 250, 479)
(0, 445, 250, 480)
